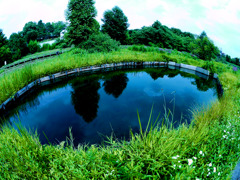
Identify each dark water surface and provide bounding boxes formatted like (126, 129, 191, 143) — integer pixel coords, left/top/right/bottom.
(1, 67, 220, 146)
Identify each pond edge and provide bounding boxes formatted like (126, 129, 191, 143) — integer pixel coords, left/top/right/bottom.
(0, 61, 222, 112)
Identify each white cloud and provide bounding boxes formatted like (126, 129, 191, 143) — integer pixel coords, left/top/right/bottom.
(0, 0, 68, 37)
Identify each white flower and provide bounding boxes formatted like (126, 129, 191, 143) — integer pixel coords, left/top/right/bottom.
(214, 167, 216, 173)
(218, 172, 221, 176)
(172, 155, 179, 159)
(178, 161, 181, 163)
(224, 130, 226, 133)
(207, 172, 211, 176)
(208, 168, 210, 171)
(179, 165, 181, 168)
(209, 163, 212, 167)
(219, 155, 222, 157)
(199, 151, 205, 156)
(188, 159, 193, 166)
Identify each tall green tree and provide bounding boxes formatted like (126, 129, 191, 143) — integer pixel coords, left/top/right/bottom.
(9, 32, 28, 60)
(101, 6, 129, 44)
(28, 40, 40, 54)
(22, 22, 38, 42)
(0, 29, 11, 65)
(189, 31, 220, 60)
(45, 22, 54, 38)
(37, 20, 46, 40)
(65, 0, 98, 45)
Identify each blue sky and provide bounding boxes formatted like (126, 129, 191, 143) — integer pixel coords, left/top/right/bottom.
(0, 0, 239, 58)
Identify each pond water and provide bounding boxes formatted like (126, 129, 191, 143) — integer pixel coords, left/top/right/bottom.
(1, 67, 221, 146)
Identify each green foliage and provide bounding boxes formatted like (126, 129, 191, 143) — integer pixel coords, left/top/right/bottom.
(80, 33, 120, 53)
(202, 60, 216, 74)
(0, 29, 8, 47)
(37, 20, 46, 40)
(0, 49, 239, 178)
(28, 40, 40, 54)
(66, 0, 98, 45)
(129, 21, 195, 52)
(41, 44, 51, 51)
(52, 21, 67, 37)
(0, 30, 12, 65)
(190, 32, 220, 60)
(22, 22, 38, 42)
(0, 45, 12, 65)
(128, 45, 160, 53)
(8, 32, 29, 59)
(101, 6, 129, 44)
(0, 90, 239, 179)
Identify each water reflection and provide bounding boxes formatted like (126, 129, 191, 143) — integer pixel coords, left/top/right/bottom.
(147, 68, 183, 80)
(0, 67, 222, 146)
(71, 77, 100, 123)
(193, 78, 216, 92)
(103, 74, 129, 98)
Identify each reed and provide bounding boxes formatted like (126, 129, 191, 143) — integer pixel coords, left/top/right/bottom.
(0, 48, 239, 179)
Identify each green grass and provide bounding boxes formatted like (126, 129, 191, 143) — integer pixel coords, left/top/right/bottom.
(0, 48, 240, 179)
(0, 47, 72, 71)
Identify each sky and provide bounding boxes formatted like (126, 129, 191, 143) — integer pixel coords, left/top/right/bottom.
(0, 0, 239, 58)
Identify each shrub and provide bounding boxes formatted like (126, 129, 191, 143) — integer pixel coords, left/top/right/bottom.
(41, 44, 50, 51)
(70, 48, 88, 55)
(80, 33, 120, 53)
(202, 60, 216, 74)
(128, 45, 159, 53)
(28, 40, 40, 54)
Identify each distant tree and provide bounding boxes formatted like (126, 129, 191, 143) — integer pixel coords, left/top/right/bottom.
(37, 20, 46, 40)
(0, 29, 12, 65)
(65, 0, 98, 45)
(52, 21, 67, 37)
(235, 58, 240, 65)
(199, 31, 207, 39)
(0, 29, 7, 47)
(9, 32, 28, 60)
(101, 6, 129, 44)
(45, 22, 54, 38)
(81, 33, 120, 53)
(189, 31, 220, 60)
(22, 22, 38, 42)
(226, 55, 231, 62)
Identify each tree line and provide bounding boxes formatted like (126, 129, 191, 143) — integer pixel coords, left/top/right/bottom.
(0, 21, 66, 65)
(1, 0, 239, 67)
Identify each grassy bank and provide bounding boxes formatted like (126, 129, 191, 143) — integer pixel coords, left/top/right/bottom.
(0, 49, 240, 179)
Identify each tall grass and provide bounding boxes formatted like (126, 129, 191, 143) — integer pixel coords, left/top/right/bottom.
(0, 48, 240, 178)
(1, 48, 226, 104)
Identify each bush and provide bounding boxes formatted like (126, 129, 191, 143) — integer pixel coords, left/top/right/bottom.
(41, 44, 50, 51)
(128, 45, 159, 53)
(80, 33, 120, 53)
(53, 38, 70, 49)
(28, 40, 40, 54)
(202, 60, 216, 74)
(70, 48, 88, 55)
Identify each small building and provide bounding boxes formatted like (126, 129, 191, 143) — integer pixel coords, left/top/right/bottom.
(60, 30, 67, 40)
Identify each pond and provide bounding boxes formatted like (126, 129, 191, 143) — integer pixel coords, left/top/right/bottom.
(0, 67, 221, 146)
